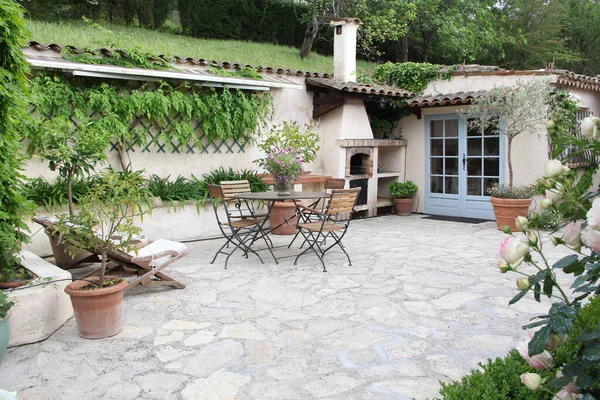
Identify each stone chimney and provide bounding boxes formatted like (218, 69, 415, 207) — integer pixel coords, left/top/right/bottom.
(330, 18, 362, 83)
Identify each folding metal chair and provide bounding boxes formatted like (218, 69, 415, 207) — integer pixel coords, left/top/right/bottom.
(220, 180, 268, 219)
(208, 184, 276, 269)
(293, 188, 361, 272)
(288, 178, 346, 248)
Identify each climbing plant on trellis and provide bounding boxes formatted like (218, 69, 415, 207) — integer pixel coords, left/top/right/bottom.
(25, 74, 271, 163)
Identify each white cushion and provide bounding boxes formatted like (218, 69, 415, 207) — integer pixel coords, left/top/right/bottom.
(132, 239, 187, 267)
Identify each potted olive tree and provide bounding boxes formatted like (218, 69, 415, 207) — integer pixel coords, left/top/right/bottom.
(389, 181, 418, 216)
(26, 118, 111, 268)
(462, 80, 552, 231)
(0, 291, 14, 363)
(55, 170, 150, 339)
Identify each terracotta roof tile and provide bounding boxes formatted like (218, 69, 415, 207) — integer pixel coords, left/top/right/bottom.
(306, 77, 413, 98)
(407, 91, 485, 107)
(25, 41, 331, 78)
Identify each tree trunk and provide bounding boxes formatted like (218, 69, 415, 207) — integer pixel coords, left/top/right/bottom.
(117, 139, 130, 171)
(507, 136, 513, 187)
(422, 31, 432, 63)
(396, 34, 409, 62)
(98, 250, 107, 288)
(300, 16, 320, 59)
(67, 170, 74, 217)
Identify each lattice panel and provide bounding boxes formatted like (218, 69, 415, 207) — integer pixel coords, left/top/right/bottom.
(30, 108, 249, 155)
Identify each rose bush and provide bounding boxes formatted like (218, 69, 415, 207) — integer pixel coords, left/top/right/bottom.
(498, 157, 600, 399)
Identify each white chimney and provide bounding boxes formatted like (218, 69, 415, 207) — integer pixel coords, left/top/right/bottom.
(330, 18, 362, 83)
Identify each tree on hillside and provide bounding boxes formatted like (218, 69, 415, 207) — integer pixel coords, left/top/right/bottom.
(497, 0, 581, 70)
(298, 0, 347, 59)
(562, 0, 600, 76)
(390, 0, 510, 64)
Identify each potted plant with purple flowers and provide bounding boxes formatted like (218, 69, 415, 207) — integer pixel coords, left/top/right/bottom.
(257, 147, 304, 195)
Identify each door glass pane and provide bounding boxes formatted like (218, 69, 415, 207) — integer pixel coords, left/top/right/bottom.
(467, 119, 481, 136)
(467, 158, 482, 176)
(431, 120, 443, 137)
(484, 158, 500, 177)
(431, 176, 443, 193)
(484, 178, 500, 196)
(445, 120, 458, 137)
(484, 137, 500, 156)
(430, 139, 443, 156)
(467, 138, 482, 156)
(445, 139, 459, 156)
(431, 158, 443, 174)
(467, 178, 482, 195)
(484, 117, 500, 136)
(445, 177, 458, 194)
(445, 158, 458, 175)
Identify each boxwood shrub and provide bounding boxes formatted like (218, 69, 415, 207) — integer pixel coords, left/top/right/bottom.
(435, 296, 600, 400)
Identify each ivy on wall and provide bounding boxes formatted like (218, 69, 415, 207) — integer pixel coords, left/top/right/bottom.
(370, 62, 453, 93)
(25, 74, 272, 162)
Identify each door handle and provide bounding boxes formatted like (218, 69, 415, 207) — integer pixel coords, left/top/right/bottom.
(462, 154, 466, 171)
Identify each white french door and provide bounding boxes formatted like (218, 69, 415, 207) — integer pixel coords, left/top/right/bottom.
(425, 114, 504, 219)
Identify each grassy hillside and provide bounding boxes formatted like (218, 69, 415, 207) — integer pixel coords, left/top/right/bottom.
(26, 20, 377, 75)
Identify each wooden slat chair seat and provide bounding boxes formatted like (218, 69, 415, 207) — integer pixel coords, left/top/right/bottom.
(289, 178, 347, 249)
(208, 184, 276, 268)
(297, 221, 345, 232)
(220, 180, 268, 219)
(293, 188, 361, 272)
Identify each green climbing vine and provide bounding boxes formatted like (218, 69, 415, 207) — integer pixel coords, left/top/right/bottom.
(546, 90, 580, 157)
(63, 47, 172, 71)
(371, 62, 453, 93)
(25, 74, 272, 158)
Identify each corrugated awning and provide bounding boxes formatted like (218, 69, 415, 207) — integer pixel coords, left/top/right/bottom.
(25, 53, 303, 91)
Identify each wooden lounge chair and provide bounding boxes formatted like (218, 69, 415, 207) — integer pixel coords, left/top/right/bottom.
(33, 216, 187, 289)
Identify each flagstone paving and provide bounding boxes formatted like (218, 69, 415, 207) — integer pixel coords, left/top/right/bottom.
(0, 215, 572, 399)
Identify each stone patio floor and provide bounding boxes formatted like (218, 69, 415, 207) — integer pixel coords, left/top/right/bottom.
(0, 215, 571, 399)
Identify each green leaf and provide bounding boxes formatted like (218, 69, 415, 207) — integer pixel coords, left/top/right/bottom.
(543, 275, 554, 297)
(509, 289, 528, 305)
(563, 262, 585, 275)
(576, 374, 595, 389)
(553, 254, 579, 269)
(534, 283, 541, 302)
(528, 326, 551, 355)
(582, 343, 600, 361)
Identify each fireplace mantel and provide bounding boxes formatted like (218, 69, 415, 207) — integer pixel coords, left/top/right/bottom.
(336, 139, 407, 148)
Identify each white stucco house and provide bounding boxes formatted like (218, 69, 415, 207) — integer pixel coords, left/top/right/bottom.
(21, 17, 600, 251)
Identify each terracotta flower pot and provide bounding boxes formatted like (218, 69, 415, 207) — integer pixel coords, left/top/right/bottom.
(490, 197, 532, 231)
(270, 200, 298, 235)
(393, 197, 414, 216)
(65, 277, 128, 339)
(0, 310, 11, 364)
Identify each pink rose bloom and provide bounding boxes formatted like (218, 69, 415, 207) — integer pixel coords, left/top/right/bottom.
(553, 388, 580, 400)
(499, 237, 529, 265)
(586, 198, 600, 229)
(581, 226, 600, 253)
(561, 221, 583, 249)
(518, 343, 553, 370)
(521, 373, 543, 390)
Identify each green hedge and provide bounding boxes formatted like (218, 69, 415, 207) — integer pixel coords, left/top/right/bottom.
(435, 296, 600, 400)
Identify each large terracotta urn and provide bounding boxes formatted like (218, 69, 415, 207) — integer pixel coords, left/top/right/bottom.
(490, 197, 532, 231)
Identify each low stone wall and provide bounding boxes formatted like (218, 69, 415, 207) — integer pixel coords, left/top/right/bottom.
(7, 252, 73, 347)
(24, 202, 222, 257)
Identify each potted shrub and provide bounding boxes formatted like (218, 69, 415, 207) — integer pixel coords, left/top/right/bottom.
(254, 121, 320, 234)
(55, 170, 150, 339)
(389, 181, 418, 216)
(25, 109, 112, 268)
(462, 80, 552, 230)
(0, 291, 14, 364)
(487, 183, 535, 231)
